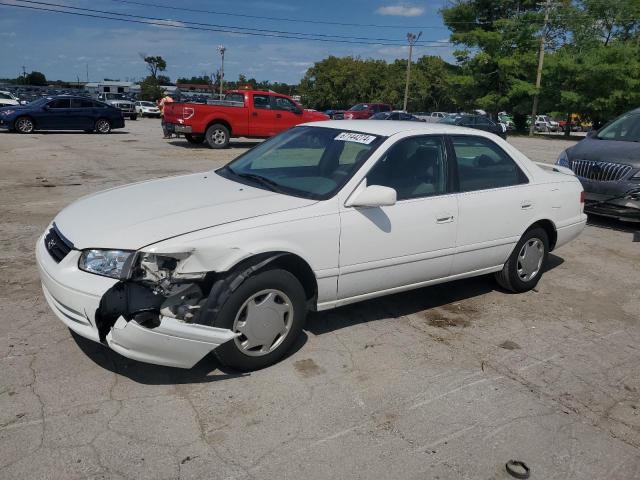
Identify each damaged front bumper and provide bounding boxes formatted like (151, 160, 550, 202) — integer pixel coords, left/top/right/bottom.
(36, 237, 236, 368)
(581, 179, 640, 222)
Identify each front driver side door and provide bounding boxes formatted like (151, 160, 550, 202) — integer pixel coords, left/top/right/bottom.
(37, 98, 70, 129)
(271, 96, 303, 132)
(338, 135, 458, 301)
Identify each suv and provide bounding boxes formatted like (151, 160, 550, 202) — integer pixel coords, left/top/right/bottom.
(97, 93, 137, 120)
(535, 115, 559, 132)
(343, 103, 392, 120)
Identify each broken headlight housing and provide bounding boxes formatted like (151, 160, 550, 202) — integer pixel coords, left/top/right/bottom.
(79, 249, 135, 279)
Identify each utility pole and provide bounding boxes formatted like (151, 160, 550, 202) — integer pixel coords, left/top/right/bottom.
(86, 63, 89, 83)
(403, 31, 421, 112)
(21, 65, 27, 84)
(217, 45, 226, 99)
(529, 0, 552, 136)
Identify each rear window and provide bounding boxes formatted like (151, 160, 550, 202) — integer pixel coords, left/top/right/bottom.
(224, 93, 245, 104)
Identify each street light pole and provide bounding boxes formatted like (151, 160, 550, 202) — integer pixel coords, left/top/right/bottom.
(529, 0, 552, 136)
(217, 45, 226, 99)
(403, 31, 421, 112)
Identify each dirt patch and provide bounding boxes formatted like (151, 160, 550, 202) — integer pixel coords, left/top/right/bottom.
(293, 358, 325, 378)
(499, 340, 521, 350)
(425, 310, 471, 328)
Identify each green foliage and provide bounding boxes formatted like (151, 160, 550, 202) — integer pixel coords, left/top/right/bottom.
(143, 55, 167, 79)
(298, 55, 457, 111)
(139, 76, 164, 101)
(23, 71, 47, 86)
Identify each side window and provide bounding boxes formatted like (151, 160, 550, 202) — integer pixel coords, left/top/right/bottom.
(459, 116, 473, 126)
(48, 99, 70, 109)
(451, 135, 528, 192)
(81, 99, 95, 108)
(388, 112, 399, 120)
(253, 94, 271, 109)
(272, 96, 297, 112)
(367, 136, 448, 201)
(224, 93, 245, 104)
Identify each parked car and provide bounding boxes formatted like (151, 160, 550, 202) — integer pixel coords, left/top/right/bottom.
(162, 89, 329, 148)
(370, 111, 424, 122)
(0, 96, 125, 133)
(342, 103, 392, 120)
(0, 91, 20, 107)
(439, 114, 507, 139)
(535, 115, 560, 132)
(97, 93, 137, 120)
(37, 120, 586, 370)
(556, 107, 640, 221)
(134, 101, 161, 118)
(498, 112, 516, 131)
(413, 112, 447, 123)
(324, 109, 345, 119)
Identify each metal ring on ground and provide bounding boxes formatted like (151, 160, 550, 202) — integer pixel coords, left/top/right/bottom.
(505, 460, 530, 479)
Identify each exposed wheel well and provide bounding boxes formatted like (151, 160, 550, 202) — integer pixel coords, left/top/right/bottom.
(15, 114, 35, 127)
(206, 119, 232, 136)
(226, 252, 318, 307)
(528, 219, 557, 251)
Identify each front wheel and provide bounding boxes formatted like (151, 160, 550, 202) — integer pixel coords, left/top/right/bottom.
(205, 123, 230, 149)
(213, 269, 307, 371)
(15, 116, 35, 133)
(95, 118, 111, 134)
(495, 227, 549, 293)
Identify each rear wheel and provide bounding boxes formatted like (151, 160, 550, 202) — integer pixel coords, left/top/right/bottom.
(495, 227, 549, 293)
(213, 269, 307, 371)
(95, 118, 111, 134)
(15, 116, 34, 133)
(205, 123, 230, 149)
(185, 134, 205, 145)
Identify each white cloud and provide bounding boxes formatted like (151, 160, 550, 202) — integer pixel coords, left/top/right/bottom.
(376, 4, 425, 17)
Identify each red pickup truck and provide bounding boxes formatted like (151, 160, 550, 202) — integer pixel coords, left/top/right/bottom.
(163, 90, 328, 148)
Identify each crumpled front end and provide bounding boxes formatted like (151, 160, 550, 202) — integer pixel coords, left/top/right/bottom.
(36, 226, 237, 368)
(581, 178, 640, 222)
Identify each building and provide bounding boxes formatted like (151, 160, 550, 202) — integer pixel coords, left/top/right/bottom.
(84, 81, 140, 95)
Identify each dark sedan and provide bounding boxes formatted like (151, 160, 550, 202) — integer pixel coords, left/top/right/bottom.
(439, 114, 507, 139)
(556, 108, 640, 221)
(0, 96, 125, 134)
(370, 111, 425, 122)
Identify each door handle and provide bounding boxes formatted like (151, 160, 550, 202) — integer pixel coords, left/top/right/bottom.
(276, 113, 282, 118)
(436, 215, 454, 224)
(521, 201, 533, 210)
(252, 112, 258, 117)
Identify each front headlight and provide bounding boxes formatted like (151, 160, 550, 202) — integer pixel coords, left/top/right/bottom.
(1, 109, 15, 116)
(556, 150, 570, 168)
(79, 249, 135, 279)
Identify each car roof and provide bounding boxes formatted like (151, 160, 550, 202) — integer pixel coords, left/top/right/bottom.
(302, 119, 488, 137)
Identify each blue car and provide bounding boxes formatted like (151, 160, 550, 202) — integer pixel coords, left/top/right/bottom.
(0, 96, 125, 134)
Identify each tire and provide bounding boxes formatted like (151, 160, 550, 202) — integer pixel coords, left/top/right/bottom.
(185, 134, 205, 145)
(95, 118, 111, 134)
(213, 269, 307, 371)
(205, 123, 230, 149)
(495, 227, 549, 293)
(15, 116, 35, 134)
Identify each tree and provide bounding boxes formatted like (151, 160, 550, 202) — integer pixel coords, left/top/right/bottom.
(142, 55, 167, 79)
(156, 75, 173, 85)
(139, 76, 164, 101)
(25, 71, 47, 86)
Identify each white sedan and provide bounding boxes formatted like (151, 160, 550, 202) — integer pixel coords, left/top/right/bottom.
(37, 121, 586, 370)
(134, 100, 161, 118)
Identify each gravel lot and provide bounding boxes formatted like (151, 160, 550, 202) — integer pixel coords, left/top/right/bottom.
(1, 119, 639, 480)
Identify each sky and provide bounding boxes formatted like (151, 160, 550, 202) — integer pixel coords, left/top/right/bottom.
(0, 0, 455, 84)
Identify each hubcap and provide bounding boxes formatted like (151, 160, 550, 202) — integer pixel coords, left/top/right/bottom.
(211, 129, 226, 144)
(232, 289, 293, 357)
(17, 118, 33, 132)
(517, 238, 544, 282)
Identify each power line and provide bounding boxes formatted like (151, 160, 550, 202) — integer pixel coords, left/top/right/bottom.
(7, 0, 453, 46)
(105, 0, 459, 29)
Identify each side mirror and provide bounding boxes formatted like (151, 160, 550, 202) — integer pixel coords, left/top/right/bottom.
(346, 185, 397, 208)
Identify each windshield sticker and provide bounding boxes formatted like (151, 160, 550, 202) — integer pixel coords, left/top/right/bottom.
(334, 132, 377, 144)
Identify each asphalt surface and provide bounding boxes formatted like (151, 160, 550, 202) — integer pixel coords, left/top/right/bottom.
(1, 120, 639, 480)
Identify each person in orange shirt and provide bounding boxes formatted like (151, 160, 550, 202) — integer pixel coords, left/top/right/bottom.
(157, 94, 174, 138)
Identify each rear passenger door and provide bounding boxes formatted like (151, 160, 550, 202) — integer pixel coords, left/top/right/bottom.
(448, 135, 534, 275)
(248, 93, 277, 137)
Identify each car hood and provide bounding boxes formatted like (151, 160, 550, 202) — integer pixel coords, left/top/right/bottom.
(568, 137, 640, 167)
(54, 172, 316, 250)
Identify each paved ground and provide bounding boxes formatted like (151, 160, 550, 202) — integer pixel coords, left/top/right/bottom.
(1, 120, 639, 480)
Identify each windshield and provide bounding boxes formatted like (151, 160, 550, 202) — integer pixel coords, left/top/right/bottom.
(596, 112, 640, 142)
(28, 97, 52, 107)
(349, 104, 368, 112)
(217, 126, 385, 200)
